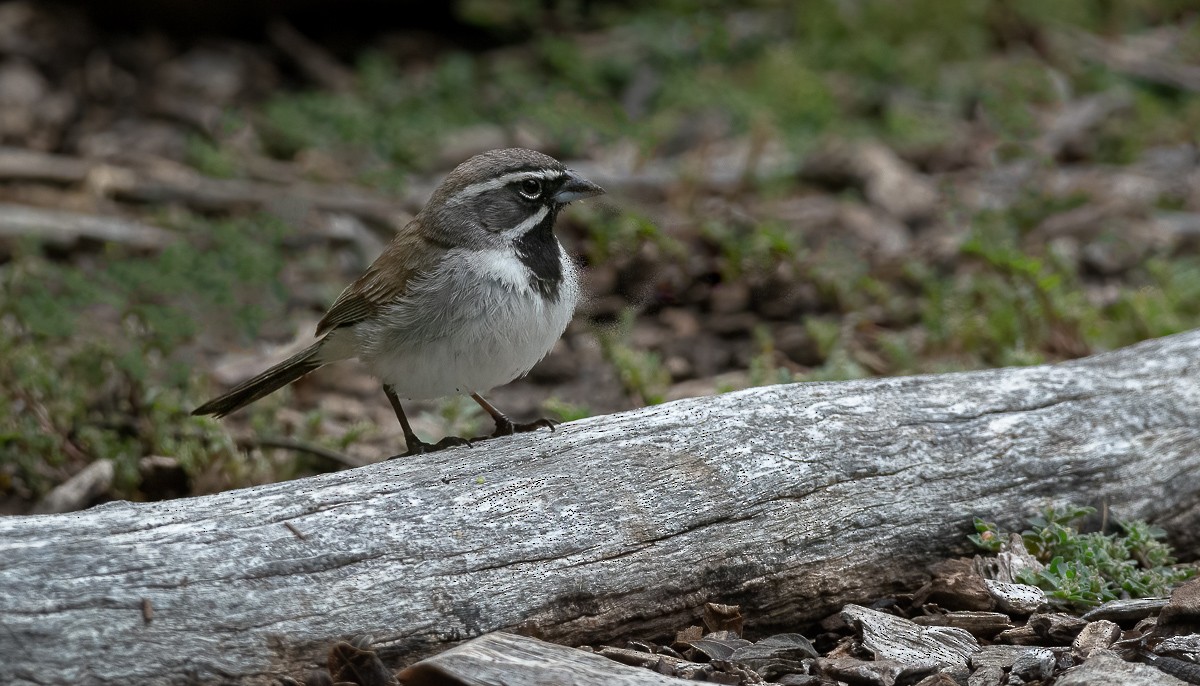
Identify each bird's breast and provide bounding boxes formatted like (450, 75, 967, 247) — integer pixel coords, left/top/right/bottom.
(352, 245, 578, 399)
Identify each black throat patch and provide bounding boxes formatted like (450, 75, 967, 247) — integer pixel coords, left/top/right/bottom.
(514, 206, 564, 302)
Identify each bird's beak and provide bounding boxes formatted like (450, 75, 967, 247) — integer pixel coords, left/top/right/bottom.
(554, 170, 605, 204)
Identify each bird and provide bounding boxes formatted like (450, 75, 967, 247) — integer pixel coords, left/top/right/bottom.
(192, 148, 605, 456)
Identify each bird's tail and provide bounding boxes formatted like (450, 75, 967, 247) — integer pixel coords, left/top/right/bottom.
(192, 341, 326, 418)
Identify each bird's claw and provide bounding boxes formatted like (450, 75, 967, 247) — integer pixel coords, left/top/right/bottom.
(484, 416, 558, 439)
(389, 435, 473, 459)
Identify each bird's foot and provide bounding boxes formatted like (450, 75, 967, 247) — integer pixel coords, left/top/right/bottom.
(488, 416, 558, 439)
(389, 435, 472, 459)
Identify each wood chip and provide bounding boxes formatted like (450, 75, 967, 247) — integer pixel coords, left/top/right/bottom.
(1159, 578, 1200, 633)
(913, 558, 996, 612)
(1072, 620, 1121, 659)
(1082, 598, 1170, 624)
(911, 612, 1013, 638)
(327, 641, 397, 686)
(401, 632, 696, 685)
(702, 602, 743, 635)
(30, 459, 114, 514)
(819, 656, 934, 686)
(842, 604, 980, 672)
(984, 580, 1046, 616)
(1057, 649, 1188, 686)
(1027, 612, 1089, 643)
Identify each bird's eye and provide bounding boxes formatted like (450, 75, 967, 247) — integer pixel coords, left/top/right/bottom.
(518, 178, 543, 200)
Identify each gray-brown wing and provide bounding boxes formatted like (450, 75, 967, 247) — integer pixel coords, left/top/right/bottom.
(314, 228, 440, 337)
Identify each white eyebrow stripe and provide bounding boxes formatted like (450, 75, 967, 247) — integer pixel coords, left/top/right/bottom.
(448, 169, 566, 204)
(500, 204, 550, 237)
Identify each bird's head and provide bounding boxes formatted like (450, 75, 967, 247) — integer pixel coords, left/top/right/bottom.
(422, 148, 605, 247)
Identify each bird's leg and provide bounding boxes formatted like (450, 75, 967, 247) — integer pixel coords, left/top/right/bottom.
(384, 385, 471, 458)
(470, 392, 558, 439)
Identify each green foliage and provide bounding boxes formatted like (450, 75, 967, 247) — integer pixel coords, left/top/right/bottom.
(597, 308, 671, 405)
(701, 219, 802, 281)
(747, 326, 794, 388)
(543, 397, 593, 423)
(433, 396, 484, 438)
(186, 136, 239, 179)
(582, 204, 683, 264)
(1023, 557, 1115, 608)
(0, 214, 297, 500)
(971, 505, 1196, 610)
(968, 517, 1005, 553)
(792, 314, 870, 383)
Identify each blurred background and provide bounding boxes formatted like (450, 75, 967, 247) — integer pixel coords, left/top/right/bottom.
(1, 0, 1198, 514)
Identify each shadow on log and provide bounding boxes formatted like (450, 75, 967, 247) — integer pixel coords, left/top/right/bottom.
(3, 331, 1200, 685)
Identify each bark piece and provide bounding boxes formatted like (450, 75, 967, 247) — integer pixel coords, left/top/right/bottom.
(326, 641, 397, 686)
(30, 458, 114, 514)
(1073, 620, 1122, 659)
(776, 676, 820, 686)
(967, 666, 1003, 686)
(679, 636, 750, 662)
(970, 645, 1057, 671)
(1027, 612, 1089, 643)
(1140, 653, 1200, 685)
(993, 534, 1044, 583)
(0, 147, 412, 223)
(399, 632, 693, 686)
(800, 141, 938, 224)
(994, 625, 1042, 646)
(729, 634, 818, 678)
(915, 674, 960, 686)
(596, 646, 668, 669)
(911, 612, 1013, 639)
(913, 559, 995, 611)
(1036, 90, 1134, 160)
(1158, 579, 1200, 634)
(1010, 647, 1056, 681)
(841, 605, 980, 672)
(1083, 598, 1170, 625)
(702, 603, 744, 635)
(1154, 635, 1200, 662)
(818, 656, 933, 686)
(0, 145, 92, 182)
(1057, 650, 1187, 686)
(983, 580, 1046, 616)
(3, 331, 1200, 684)
(1070, 27, 1200, 94)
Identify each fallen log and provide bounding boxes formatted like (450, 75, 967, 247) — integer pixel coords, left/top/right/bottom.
(3, 331, 1200, 685)
(0, 202, 177, 251)
(0, 147, 417, 221)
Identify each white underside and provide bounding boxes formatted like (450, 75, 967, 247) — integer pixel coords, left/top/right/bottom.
(322, 245, 578, 400)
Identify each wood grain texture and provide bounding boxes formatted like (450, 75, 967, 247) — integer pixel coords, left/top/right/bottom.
(3, 330, 1200, 685)
(398, 631, 694, 685)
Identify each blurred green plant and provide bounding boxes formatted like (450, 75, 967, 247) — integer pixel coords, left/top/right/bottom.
(0, 214, 304, 501)
(747, 325, 794, 388)
(185, 136, 239, 179)
(581, 203, 684, 264)
(970, 504, 1195, 610)
(596, 308, 671, 405)
(543, 397, 593, 423)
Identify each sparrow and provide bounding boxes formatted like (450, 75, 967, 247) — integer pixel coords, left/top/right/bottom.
(192, 148, 605, 456)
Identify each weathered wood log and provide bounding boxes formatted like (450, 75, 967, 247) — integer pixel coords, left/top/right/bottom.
(3, 331, 1200, 685)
